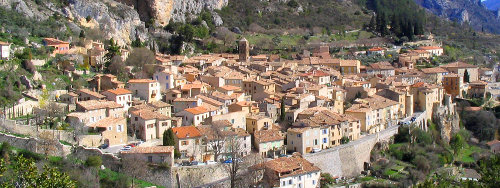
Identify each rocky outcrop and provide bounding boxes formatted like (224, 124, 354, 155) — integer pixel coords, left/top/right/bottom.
(414, 0, 500, 34)
(66, 0, 148, 46)
(432, 95, 460, 143)
(116, 0, 228, 26)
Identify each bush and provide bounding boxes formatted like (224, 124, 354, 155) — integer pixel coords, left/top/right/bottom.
(85, 156, 103, 168)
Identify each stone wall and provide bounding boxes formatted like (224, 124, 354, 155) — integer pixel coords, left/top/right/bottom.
(0, 119, 76, 145)
(305, 125, 399, 178)
(0, 132, 71, 157)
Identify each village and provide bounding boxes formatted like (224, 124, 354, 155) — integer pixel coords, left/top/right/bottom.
(0, 33, 499, 187)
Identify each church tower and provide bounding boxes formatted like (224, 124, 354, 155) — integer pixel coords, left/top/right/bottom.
(239, 38, 249, 62)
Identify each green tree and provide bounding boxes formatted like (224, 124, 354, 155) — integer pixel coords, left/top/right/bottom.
(163, 128, 175, 146)
(464, 69, 470, 83)
(368, 15, 376, 31)
(180, 24, 195, 42)
(450, 134, 465, 156)
(85, 156, 102, 168)
(479, 154, 500, 187)
(104, 38, 121, 70)
(340, 136, 350, 144)
(79, 30, 85, 38)
(0, 155, 76, 187)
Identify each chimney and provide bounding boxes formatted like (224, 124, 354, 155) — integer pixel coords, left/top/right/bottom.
(186, 133, 190, 138)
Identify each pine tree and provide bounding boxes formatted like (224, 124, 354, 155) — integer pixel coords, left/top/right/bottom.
(369, 15, 376, 31)
(464, 69, 470, 83)
(163, 128, 175, 146)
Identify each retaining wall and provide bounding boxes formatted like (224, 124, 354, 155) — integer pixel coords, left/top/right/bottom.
(305, 125, 399, 178)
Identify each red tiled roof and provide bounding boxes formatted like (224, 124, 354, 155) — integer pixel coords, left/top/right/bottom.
(43, 38, 69, 45)
(128, 79, 156, 84)
(103, 88, 132, 95)
(121, 146, 174, 154)
(184, 106, 208, 115)
(172, 126, 202, 139)
(417, 46, 443, 50)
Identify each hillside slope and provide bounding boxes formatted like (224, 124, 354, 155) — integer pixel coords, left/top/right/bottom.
(483, 0, 500, 11)
(216, 0, 371, 33)
(414, 0, 500, 34)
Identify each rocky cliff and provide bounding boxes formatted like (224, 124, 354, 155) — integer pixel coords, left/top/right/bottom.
(116, 0, 228, 26)
(414, 0, 500, 34)
(66, 0, 148, 46)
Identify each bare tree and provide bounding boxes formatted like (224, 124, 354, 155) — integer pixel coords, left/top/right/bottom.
(216, 27, 236, 46)
(38, 131, 58, 157)
(223, 136, 243, 188)
(121, 155, 148, 187)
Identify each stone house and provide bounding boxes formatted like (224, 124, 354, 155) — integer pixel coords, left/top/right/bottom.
(0, 41, 10, 60)
(88, 74, 125, 92)
(173, 97, 202, 113)
(172, 126, 203, 161)
(443, 73, 464, 98)
(286, 123, 329, 154)
(43, 38, 69, 55)
(440, 62, 479, 82)
(210, 111, 248, 130)
(417, 46, 444, 56)
(130, 109, 171, 141)
(468, 81, 487, 98)
(102, 88, 133, 112)
(59, 92, 78, 104)
(127, 79, 161, 103)
(246, 115, 273, 134)
(421, 67, 449, 84)
(121, 146, 175, 167)
(77, 89, 106, 101)
(410, 82, 444, 120)
(88, 117, 127, 146)
(346, 95, 399, 134)
(153, 70, 174, 92)
(254, 129, 285, 158)
(176, 106, 210, 126)
(252, 155, 321, 188)
(66, 100, 125, 127)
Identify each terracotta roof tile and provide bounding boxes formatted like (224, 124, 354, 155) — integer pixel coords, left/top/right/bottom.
(128, 79, 156, 84)
(254, 130, 284, 143)
(77, 100, 122, 111)
(103, 88, 132, 95)
(121, 146, 174, 154)
(172, 126, 202, 139)
(184, 106, 208, 115)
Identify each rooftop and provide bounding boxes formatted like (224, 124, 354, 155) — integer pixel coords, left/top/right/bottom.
(121, 146, 174, 154)
(172, 126, 202, 139)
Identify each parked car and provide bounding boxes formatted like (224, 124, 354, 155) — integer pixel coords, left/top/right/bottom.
(312, 148, 322, 153)
(98, 144, 109, 149)
(127, 144, 136, 147)
(206, 160, 217, 165)
(279, 154, 287, 158)
(191, 161, 199, 165)
(182, 161, 192, 166)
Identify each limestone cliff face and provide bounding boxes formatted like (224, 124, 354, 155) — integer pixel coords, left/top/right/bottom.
(67, 0, 148, 46)
(116, 0, 228, 26)
(414, 0, 500, 34)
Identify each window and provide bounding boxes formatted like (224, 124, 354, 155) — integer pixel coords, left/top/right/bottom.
(148, 156, 153, 163)
(323, 138, 327, 144)
(155, 76, 159, 80)
(181, 141, 189, 145)
(108, 126, 112, 131)
(298, 176, 302, 180)
(282, 181, 286, 186)
(166, 75, 169, 80)
(160, 156, 165, 161)
(231, 119, 235, 124)
(289, 179, 292, 184)
(297, 134, 301, 138)
(117, 125, 123, 132)
(312, 180, 316, 185)
(322, 129, 327, 134)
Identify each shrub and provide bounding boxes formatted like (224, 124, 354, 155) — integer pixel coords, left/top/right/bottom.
(85, 156, 103, 168)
